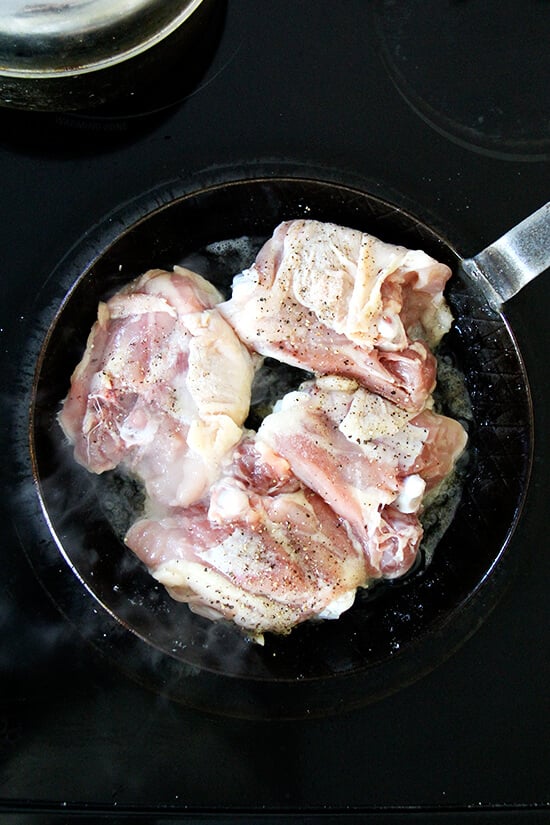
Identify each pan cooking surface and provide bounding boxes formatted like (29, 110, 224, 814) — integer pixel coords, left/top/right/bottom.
(28, 176, 533, 717)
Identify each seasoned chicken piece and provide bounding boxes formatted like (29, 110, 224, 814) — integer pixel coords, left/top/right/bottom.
(253, 376, 467, 579)
(220, 220, 453, 411)
(58, 267, 257, 508)
(125, 487, 369, 639)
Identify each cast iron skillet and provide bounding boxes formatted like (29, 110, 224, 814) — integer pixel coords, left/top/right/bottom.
(27, 174, 548, 718)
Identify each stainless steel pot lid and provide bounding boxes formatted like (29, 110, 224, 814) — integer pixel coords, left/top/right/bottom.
(0, 0, 205, 77)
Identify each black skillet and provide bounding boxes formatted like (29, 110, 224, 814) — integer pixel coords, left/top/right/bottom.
(26, 173, 548, 718)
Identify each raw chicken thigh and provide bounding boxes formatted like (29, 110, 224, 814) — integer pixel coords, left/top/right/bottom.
(59, 267, 257, 508)
(253, 377, 468, 579)
(126, 487, 369, 639)
(220, 220, 453, 412)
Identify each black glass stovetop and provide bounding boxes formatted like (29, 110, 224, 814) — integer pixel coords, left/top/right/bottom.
(1, 1, 548, 821)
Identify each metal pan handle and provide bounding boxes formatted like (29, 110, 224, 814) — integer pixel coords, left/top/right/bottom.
(461, 201, 550, 307)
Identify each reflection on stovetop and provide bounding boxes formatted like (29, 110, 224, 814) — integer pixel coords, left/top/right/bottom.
(375, 0, 550, 160)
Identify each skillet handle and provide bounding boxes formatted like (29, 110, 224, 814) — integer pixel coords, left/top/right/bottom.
(461, 201, 550, 306)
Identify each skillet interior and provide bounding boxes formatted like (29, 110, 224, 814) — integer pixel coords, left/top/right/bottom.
(28, 176, 533, 717)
